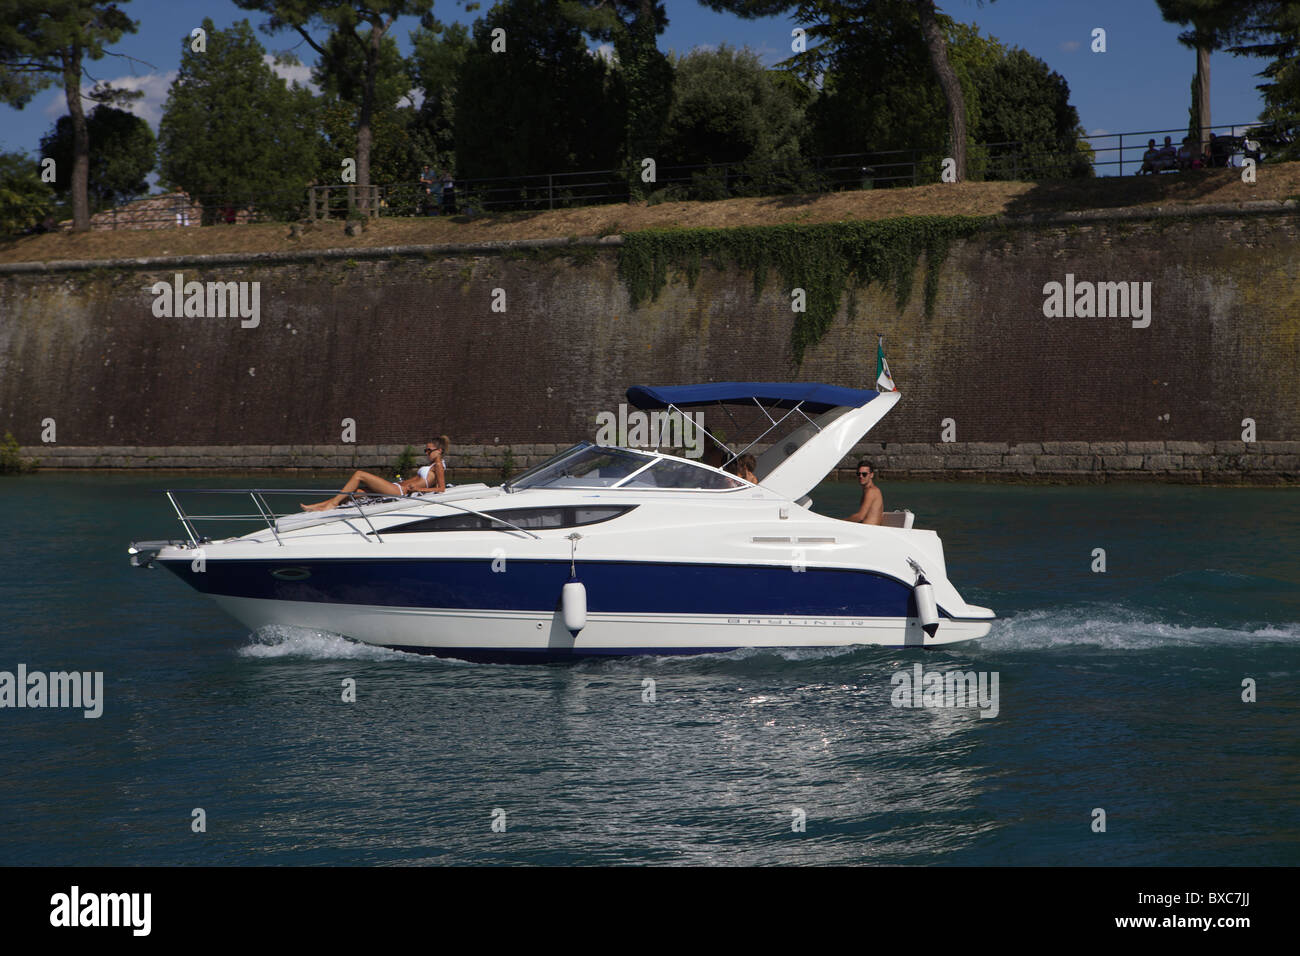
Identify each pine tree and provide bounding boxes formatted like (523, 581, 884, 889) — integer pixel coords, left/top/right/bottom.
(0, 0, 137, 229)
(157, 18, 319, 222)
(39, 104, 154, 212)
(234, 0, 435, 213)
(561, 0, 672, 197)
(1156, 0, 1253, 155)
(698, 0, 988, 182)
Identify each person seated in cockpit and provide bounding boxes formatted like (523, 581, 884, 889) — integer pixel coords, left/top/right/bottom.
(845, 459, 883, 525)
(701, 436, 729, 470)
(729, 453, 758, 484)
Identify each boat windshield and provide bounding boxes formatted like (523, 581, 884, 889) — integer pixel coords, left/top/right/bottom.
(618, 457, 745, 490)
(507, 444, 654, 490)
(506, 443, 746, 491)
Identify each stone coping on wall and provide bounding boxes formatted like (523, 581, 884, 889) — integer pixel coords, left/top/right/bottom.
(0, 235, 624, 275)
(16, 440, 1298, 482)
(1, 199, 1293, 276)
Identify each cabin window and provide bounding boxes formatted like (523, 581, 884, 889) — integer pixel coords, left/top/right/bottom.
(386, 505, 637, 534)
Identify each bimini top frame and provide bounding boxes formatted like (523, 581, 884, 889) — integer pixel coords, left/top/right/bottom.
(626, 382, 880, 470)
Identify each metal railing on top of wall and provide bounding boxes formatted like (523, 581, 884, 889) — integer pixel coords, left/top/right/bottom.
(34, 118, 1292, 232)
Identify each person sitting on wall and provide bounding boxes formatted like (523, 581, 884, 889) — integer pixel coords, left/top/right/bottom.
(1177, 137, 1203, 170)
(845, 459, 884, 526)
(1138, 139, 1161, 174)
(302, 436, 449, 511)
(1156, 136, 1178, 170)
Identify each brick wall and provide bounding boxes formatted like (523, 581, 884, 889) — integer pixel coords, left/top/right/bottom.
(18, 439, 1297, 483)
(2, 207, 1297, 482)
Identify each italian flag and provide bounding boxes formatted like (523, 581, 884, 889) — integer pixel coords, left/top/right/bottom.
(876, 337, 897, 392)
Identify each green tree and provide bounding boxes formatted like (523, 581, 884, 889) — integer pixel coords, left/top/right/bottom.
(1225, 1, 1300, 161)
(310, 27, 423, 192)
(39, 104, 154, 212)
(234, 0, 435, 212)
(1156, 0, 1252, 155)
(0, 149, 54, 235)
(316, 99, 423, 196)
(455, 0, 623, 199)
(969, 46, 1091, 180)
(312, 20, 410, 109)
(0, 0, 137, 229)
(562, 0, 672, 197)
(157, 18, 319, 222)
(1188, 70, 1202, 148)
(914, 0, 969, 180)
(408, 16, 472, 173)
(789, 6, 1087, 184)
(701, 0, 983, 181)
(660, 45, 811, 197)
(799, 1, 978, 180)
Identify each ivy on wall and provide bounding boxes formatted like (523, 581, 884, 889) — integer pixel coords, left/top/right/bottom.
(618, 216, 988, 364)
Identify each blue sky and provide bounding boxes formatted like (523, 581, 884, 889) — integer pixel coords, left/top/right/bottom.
(0, 0, 1274, 173)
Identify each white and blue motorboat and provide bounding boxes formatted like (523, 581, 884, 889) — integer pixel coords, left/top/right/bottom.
(129, 383, 995, 661)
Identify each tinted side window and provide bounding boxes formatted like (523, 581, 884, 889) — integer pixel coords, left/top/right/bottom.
(387, 505, 636, 534)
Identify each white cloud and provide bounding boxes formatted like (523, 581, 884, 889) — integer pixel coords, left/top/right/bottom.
(591, 43, 616, 65)
(40, 57, 322, 133)
(264, 54, 317, 93)
(1060, 40, 1081, 53)
(41, 71, 176, 129)
(264, 56, 419, 108)
(1090, 129, 1109, 136)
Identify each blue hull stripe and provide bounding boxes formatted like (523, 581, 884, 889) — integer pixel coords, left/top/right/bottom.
(162, 558, 939, 618)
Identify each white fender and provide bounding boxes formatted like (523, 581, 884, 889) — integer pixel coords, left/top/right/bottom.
(562, 579, 587, 634)
(914, 577, 939, 638)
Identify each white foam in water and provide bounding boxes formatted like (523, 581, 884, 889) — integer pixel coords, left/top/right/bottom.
(982, 606, 1300, 651)
(607, 643, 873, 669)
(235, 612, 1300, 663)
(726, 644, 873, 663)
(239, 625, 427, 661)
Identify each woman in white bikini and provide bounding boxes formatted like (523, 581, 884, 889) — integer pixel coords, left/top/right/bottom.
(301, 435, 448, 511)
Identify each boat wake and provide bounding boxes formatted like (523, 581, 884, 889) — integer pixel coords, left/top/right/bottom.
(981, 605, 1300, 651)
(238, 625, 426, 662)
(574, 642, 876, 672)
(1162, 567, 1290, 592)
(235, 608, 1300, 664)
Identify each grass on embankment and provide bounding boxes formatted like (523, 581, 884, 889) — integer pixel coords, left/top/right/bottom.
(2, 162, 1296, 265)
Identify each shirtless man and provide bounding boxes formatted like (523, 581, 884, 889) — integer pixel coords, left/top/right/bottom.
(846, 459, 883, 525)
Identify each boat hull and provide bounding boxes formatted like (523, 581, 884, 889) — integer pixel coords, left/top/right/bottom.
(158, 554, 992, 660)
(209, 593, 993, 662)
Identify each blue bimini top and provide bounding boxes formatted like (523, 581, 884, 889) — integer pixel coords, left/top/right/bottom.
(626, 382, 878, 414)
